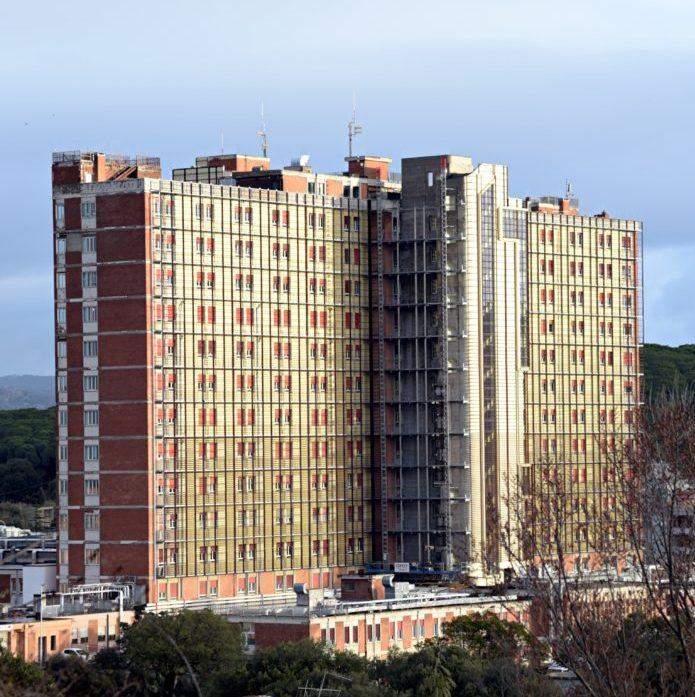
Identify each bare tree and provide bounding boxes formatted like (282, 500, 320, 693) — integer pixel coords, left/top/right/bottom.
(496, 389, 695, 696)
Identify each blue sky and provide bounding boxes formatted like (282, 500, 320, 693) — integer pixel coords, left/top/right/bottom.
(1, 0, 693, 374)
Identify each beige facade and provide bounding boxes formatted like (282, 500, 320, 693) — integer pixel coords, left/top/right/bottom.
(525, 204, 642, 558)
(149, 178, 375, 592)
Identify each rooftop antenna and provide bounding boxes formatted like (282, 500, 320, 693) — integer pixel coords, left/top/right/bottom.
(565, 178, 574, 200)
(348, 93, 363, 158)
(257, 102, 269, 159)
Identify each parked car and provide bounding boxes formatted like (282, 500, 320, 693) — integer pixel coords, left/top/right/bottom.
(61, 647, 89, 660)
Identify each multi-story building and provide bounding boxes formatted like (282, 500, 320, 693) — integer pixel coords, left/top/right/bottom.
(52, 150, 397, 603)
(524, 196, 642, 564)
(52, 148, 641, 600)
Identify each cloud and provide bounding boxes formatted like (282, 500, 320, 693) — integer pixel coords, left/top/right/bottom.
(643, 245, 695, 345)
(0, 270, 54, 374)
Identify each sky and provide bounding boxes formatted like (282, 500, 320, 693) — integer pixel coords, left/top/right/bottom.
(0, 0, 693, 374)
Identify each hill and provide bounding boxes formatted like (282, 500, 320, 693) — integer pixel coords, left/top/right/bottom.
(0, 375, 54, 410)
(642, 343, 695, 397)
(0, 407, 55, 503)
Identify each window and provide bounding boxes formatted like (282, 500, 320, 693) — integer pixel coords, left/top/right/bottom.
(85, 547, 100, 566)
(82, 235, 96, 253)
(82, 305, 97, 323)
(83, 340, 98, 357)
(56, 237, 66, 255)
(83, 374, 98, 392)
(84, 512, 99, 530)
(84, 409, 99, 427)
(55, 201, 65, 225)
(85, 478, 99, 496)
(81, 201, 96, 218)
(84, 444, 99, 461)
(82, 270, 97, 288)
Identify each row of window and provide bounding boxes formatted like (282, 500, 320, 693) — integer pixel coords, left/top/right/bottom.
(539, 348, 635, 366)
(154, 339, 362, 360)
(536, 228, 636, 252)
(58, 477, 98, 496)
(538, 318, 634, 338)
(539, 378, 634, 395)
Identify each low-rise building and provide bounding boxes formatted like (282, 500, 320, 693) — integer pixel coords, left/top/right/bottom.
(0, 609, 133, 662)
(224, 574, 532, 658)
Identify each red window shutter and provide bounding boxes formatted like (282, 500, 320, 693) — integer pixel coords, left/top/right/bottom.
(207, 307, 216, 324)
(319, 246, 326, 261)
(319, 311, 326, 328)
(246, 308, 254, 325)
(235, 307, 243, 325)
(345, 312, 351, 329)
(309, 311, 316, 328)
(354, 313, 361, 329)
(273, 309, 280, 326)
(208, 340, 216, 355)
(273, 342, 281, 358)
(309, 246, 315, 261)
(198, 409, 205, 426)
(283, 309, 290, 326)
(354, 248, 360, 264)
(236, 410, 243, 426)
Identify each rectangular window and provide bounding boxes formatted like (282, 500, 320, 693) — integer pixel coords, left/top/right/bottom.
(84, 444, 99, 461)
(82, 236, 96, 253)
(85, 478, 99, 496)
(83, 340, 98, 357)
(80, 202, 96, 218)
(82, 271, 97, 288)
(83, 375, 99, 392)
(84, 409, 99, 427)
(82, 305, 97, 323)
(84, 512, 99, 530)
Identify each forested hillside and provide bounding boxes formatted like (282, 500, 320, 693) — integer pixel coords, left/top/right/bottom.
(0, 407, 55, 503)
(642, 343, 695, 397)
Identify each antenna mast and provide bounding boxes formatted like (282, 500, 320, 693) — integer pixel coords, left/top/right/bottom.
(565, 178, 574, 200)
(348, 93, 363, 158)
(257, 102, 269, 159)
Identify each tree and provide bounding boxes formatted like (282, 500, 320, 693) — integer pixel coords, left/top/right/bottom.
(0, 647, 53, 695)
(118, 609, 244, 695)
(442, 612, 543, 666)
(497, 388, 695, 696)
(0, 458, 43, 503)
(46, 654, 121, 696)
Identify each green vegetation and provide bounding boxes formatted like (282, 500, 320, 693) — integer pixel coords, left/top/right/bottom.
(34, 611, 561, 697)
(642, 343, 695, 397)
(0, 407, 54, 505)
